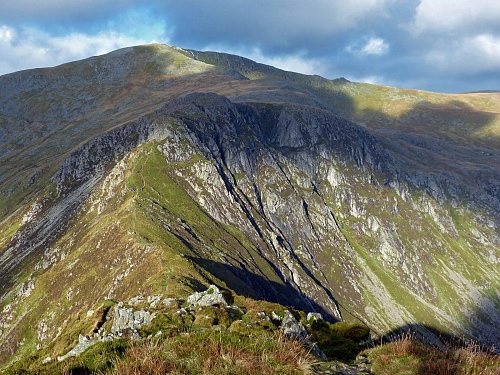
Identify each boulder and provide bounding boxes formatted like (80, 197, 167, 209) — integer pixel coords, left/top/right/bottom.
(186, 285, 228, 307)
(281, 310, 308, 341)
(57, 335, 96, 362)
(307, 312, 323, 322)
(111, 304, 154, 334)
(271, 311, 283, 322)
(281, 310, 327, 360)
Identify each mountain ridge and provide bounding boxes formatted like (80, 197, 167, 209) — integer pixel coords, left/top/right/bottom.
(0, 43, 499, 370)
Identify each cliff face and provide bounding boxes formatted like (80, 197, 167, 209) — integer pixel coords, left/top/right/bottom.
(0, 44, 498, 365)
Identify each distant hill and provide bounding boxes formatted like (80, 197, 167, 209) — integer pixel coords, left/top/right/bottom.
(461, 90, 499, 94)
(0, 44, 499, 371)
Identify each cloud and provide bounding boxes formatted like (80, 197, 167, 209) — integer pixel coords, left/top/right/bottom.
(347, 74, 387, 85)
(0, 0, 143, 25)
(247, 51, 326, 76)
(204, 45, 327, 76)
(0, 1, 499, 92)
(399, 0, 500, 90)
(353, 37, 390, 56)
(0, 25, 158, 75)
(360, 38, 389, 56)
(345, 37, 389, 57)
(425, 34, 500, 74)
(412, 0, 500, 34)
(160, 0, 391, 54)
(409, 0, 500, 80)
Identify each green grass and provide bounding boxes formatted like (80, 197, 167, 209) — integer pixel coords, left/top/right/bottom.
(6, 339, 128, 375)
(108, 330, 314, 375)
(6, 292, 325, 374)
(365, 336, 500, 375)
(2, 115, 498, 372)
(309, 320, 370, 362)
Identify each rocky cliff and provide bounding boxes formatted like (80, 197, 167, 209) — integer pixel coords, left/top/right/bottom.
(0, 44, 498, 367)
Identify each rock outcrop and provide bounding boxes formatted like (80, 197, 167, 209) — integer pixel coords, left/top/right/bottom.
(111, 304, 155, 335)
(186, 285, 229, 307)
(57, 335, 97, 362)
(281, 310, 327, 360)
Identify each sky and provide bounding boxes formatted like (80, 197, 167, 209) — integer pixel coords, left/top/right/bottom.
(0, 0, 499, 93)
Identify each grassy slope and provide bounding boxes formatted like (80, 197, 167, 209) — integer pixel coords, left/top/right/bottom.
(0, 141, 290, 365)
(0, 44, 499, 371)
(338, 82, 500, 146)
(365, 335, 500, 375)
(184, 47, 500, 148)
(180, 50, 500, 337)
(2, 119, 497, 367)
(0, 44, 215, 220)
(1, 143, 373, 374)
(3, 43, 498, 221)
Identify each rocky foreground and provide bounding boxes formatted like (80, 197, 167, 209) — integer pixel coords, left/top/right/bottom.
(8, 285, 499, 374)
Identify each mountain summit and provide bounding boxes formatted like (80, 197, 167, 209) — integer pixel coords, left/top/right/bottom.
(0, 44, 499, 370)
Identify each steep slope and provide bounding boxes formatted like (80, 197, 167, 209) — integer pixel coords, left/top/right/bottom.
(0, 44, 498, 367)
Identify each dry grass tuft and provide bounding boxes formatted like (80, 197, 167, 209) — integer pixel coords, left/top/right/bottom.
(105, 330, 316, 375)
(366, 334, 500, 375)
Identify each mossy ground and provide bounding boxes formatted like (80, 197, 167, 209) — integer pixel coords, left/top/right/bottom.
(5, 287, 373, 375)
(7, 290, 498, 375)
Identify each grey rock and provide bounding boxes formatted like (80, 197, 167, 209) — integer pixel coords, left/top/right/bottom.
(256, 312, 271, 322)
(57, 335, 96, 362)
(307, 312, 323, 322)
(1, 47, 499, 359)
(128, 295, 144, 306)
(281, 310, 308, 341)
(111, 305, 154, 334)
(162, 298, 178, 306)
(147, 295, 163, 308)
(271, 311, 283, 322)
(186, 285, 228, 307)
(281, 310, 327, 360)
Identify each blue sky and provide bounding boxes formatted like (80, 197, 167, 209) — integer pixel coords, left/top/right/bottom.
(0, 0, 499, 93)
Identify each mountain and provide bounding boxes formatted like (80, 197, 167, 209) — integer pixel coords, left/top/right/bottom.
(0, 44, 499, 370)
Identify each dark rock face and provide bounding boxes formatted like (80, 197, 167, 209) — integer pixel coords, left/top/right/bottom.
(52, 117, 160, 192)
(27, 92, 496, 346)
(0, 46, 499, 363)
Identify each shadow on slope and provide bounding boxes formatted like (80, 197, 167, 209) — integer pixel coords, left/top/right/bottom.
(187, 254, 499, 353)
(185, 256, 338, 322)
(189, 49, 499, 144)
(379, 294, 500, 353)
(185, 255, 500, 370)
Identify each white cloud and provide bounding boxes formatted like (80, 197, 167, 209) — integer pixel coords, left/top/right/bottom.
(360, 37, 389, 56)
(346, 37, 389, 56)
(347, 74, 387, 85)
(203, 45, 328, 76)
(412, 0, 500, 34)
(0, 25, 14, 41)
(409, 1, 500, 82)
(0, 25, 159, 75)
(425, 34, 500, 74)
(245, 49, 326, 76)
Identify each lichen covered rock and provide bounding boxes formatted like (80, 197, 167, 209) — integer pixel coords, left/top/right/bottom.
(186, 285, 228, 307)
(111, 304, 155, 334)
